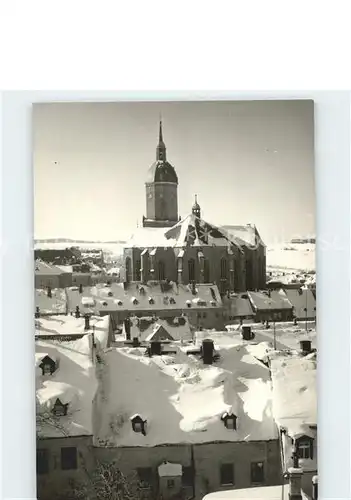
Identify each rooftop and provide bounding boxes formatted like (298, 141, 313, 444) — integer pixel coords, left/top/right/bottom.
(35, 260, 65, 276)
(35, 288, 67, 315)
(35, 315, 111, 344)
(94, 340, 277, 447)
(270, 353, 317, 439)
(36, 315, 110, 438)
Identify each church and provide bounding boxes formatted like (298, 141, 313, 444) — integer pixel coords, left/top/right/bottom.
(123, 121, 266, 294)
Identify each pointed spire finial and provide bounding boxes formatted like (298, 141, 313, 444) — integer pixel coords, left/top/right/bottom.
(159, 116, 163, 143)
(156, 116, 166, 161)
(195, 194, 197, 204)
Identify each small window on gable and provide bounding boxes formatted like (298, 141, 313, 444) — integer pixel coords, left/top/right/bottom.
(296, 436, 314, 460)
(167, 479, 175, 489)
(61, 447, 77, 470)
(39, 356, 56, 376)
(221, 412, 237, 430)
(131, 414, 147, 435)
(52, 398, 68, 417)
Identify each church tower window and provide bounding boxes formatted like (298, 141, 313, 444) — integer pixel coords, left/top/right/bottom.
(204, 258, 210, 283)
(220, 258, 228, 279)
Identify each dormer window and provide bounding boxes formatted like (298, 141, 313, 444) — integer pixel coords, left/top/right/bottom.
(163, 296, 169, 305)
(115, 299, 123, 306)
(169, 297, 176, 304)
(108, 291, 113, 297)
(210, 300, 217, 306)
(186, 300, 192, 308)
(131, 297, 139, 305)
(149, 297, 155, 305)
(102, 301, 108, 306)
(139, 286, 145, 295)
(221, 412, 237, 430)
(130, 414, 147, 436)
(39, 356, 57, 376)
(52, 398, 68, 417)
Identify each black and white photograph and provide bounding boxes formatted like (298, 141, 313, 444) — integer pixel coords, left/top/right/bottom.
(33, 100, 317, 500)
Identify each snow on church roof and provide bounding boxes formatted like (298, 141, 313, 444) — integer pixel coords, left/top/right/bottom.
(126, 213, 244, 251)
(36, 315, 111, 438)
(270, 353, 317, 439)
(95, 341, 277, 447)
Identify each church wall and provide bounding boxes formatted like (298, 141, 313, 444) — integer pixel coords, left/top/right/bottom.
(145, 183, 156, 220)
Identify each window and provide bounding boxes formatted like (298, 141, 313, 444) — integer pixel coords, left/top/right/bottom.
(135, 260, 141, 281)
(61, 447, 77, 470)
(220, 258, 227, 279)
(137, 467, 152, 489)
(43, 363, 52, 375)
(52, 399, 68, 417)
(158, 260, 165, 281)
(167, 479, 175, 489)
(251, 462, 265, 484)
(220, 463, 234, 485)
(202, 312, 207, 319)
(188, 258, 195, 282)
(37, 449, 49, 475)
(204, 259, 210, 283)
(296, 437, 314, 459)
(134, 422, 143, 433)
(182, 466, 193, 487)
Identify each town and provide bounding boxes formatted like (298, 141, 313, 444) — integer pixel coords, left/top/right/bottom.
(35, 119, 317, 500)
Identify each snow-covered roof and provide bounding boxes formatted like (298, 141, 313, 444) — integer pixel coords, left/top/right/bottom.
(158, 462, 183, 477)
(248, 290, 293, 311)
(35, 260, 66, 275)
(126, 213, 244, 252)
(36, 315, 111, 438)
(270, 354, 317, 439)
(94, 341, 277, 447)
(202, 484, 309, 500)
(223, 294, 255, 317)
(55, 265, 73, 273)
(221, 224, 264, 248)
(125, 317, 193, 343)
(285, 289, 316, 319)
(35, 315, 110, 344)
(35, 288, 67, 315)
(67, 282, 223, 314)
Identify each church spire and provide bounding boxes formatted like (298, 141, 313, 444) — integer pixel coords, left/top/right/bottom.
(156, 118, 166, 161)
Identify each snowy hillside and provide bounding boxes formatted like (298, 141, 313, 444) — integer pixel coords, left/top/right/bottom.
(266, 243, 315, 272)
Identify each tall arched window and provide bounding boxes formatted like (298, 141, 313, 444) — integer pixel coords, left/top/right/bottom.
(158, 260, 165, 281)
(204, 259, 210, 283)
(135, 259, 141, 281)
(246, 259, 254, 290)
(188, 258, 195, 282)
(220, 258, 227, 279)
(125, 257, 132, 283)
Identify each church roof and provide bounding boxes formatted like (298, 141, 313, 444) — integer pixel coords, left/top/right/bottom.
(126, 213, 244, 252)
(222, 224, 265, 248)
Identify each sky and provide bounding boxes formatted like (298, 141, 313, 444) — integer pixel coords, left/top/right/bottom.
(33, 100, 315, 244)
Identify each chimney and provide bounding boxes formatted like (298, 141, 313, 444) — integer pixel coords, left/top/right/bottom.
(47, 286, 52, 298)
(79, 283, 83, 294)
(191, 281, 196, 295)
(75, 305, 80, 318)
(241, 325, 252, 340)
(202, 339, 214, 365)
(132, 337, 140, 347)
(84, 314, 90, 331)
(300, 340, 312, 354)
(35, 306, 40, 318)
(312, 475, 318, 500)
(288, 466, 303, 500)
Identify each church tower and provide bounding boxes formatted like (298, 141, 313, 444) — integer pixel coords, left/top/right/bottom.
(143, 120, 179, 228)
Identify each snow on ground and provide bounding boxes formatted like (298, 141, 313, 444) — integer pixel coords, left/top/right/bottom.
(202, 484, 309, 500)
(36, 316, 111, 438)
(35, 288, 67, 315)
(94, 340, 277, 447)
(266, 243, 315, 272)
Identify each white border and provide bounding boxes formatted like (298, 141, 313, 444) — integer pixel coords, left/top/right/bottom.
(1, 92, 350, 500)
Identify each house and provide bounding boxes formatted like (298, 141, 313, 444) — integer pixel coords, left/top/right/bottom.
(285, 289, 316, 321)
(35, 260, 73, 289)
(35, 313, 114, 344)
(92, 338, 281, 499)
(248, 290, 293, 322)
(270, 349, 317, 499)
(66, 282, 225, 331)
(36, 315, 111, 500)
(222, 293, 255, 324)
(122, 316, 193, 343)
(35, 287, 67, 316)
